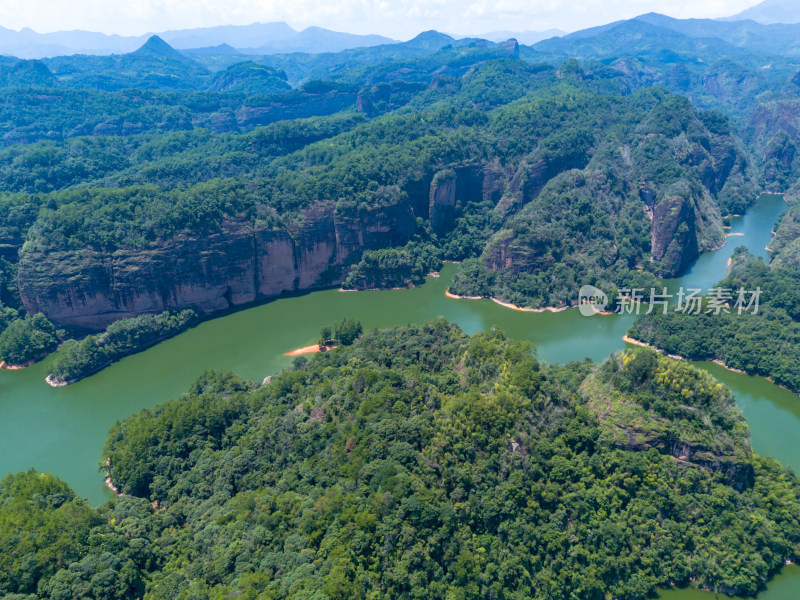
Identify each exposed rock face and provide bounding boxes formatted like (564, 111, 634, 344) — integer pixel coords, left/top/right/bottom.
(499, 39, 520, 59)
(582, 373, 755, 492)
(650, 194, 701, 275)
(16, 157, 513, 329)
(670, 441, 755, 492)
(428, 163, 494, 234)
(19, 201, 414, 329)
(618, 426, 755, 492)
(429, 169, 457, 233)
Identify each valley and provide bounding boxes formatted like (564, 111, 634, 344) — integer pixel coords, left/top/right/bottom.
(3, 5, 800, 598)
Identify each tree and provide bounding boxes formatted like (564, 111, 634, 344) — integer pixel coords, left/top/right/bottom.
(334, 318, 363, 346)
(319, 325, 332, 347)
(0, 313, 58, 364)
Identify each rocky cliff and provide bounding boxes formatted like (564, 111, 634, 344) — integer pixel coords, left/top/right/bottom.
(16, 155, 512, 329)
(650, 193, 702, 275)
(19, 200, 414, 329)
(581, 369, 755, 492)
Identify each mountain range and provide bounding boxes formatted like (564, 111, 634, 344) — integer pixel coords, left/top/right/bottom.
(0, 21, 565, 60)
(533, 12, 800, 60)
(725, 0, 800, 24)
(0, 22, 396, 59)
(458, 29, 565, 45)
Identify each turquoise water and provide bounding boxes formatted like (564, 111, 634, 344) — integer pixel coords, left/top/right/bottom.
(0, 194, 796, 598)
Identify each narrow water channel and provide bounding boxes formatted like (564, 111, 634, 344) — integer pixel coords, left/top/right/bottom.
(0, 194, 796, 598)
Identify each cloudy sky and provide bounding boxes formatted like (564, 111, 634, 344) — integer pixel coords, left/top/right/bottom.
(0, 0, 764, 39)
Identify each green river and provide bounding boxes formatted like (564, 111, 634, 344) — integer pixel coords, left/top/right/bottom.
(0, 194, 798, 597)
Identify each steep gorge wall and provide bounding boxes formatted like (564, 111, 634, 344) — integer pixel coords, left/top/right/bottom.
(19, 201, 414, 329)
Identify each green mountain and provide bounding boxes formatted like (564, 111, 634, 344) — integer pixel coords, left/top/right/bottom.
(207, 61, 291, 93)
(3, 59, 755, 328)
(2, 322, 800, 599)
(41, 35, 210, 91)
(533, 17, 767, 64)
(1, 12, 800, 600)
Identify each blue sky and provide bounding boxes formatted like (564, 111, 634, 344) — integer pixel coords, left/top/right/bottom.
(0, 0, 763, 39)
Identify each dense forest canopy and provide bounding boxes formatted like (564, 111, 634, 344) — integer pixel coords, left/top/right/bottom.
(628, 243, 800, 392)
(3, 322, 800, 599)
(2, 15, 797, 365)
(2, 14, 800, 600)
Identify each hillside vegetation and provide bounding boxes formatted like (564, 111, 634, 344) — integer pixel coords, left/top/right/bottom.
(2, 322, 799, 599)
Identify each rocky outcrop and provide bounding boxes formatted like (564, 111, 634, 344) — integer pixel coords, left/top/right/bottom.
(428, 163, 500, 233)
(233, 88, 357, 130)
(618, 426, 754, 492)
(582, 373, 755, 492)
(648, 182, 726, 277)
(356, 81, 427, 116)
(498, 39, 520, 59)
(650, 194, 701, 275)
(19, 200, 414, 329)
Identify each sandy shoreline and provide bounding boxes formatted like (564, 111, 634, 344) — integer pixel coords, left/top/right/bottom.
(711, 359, 746, 374)
(622, 335, 687, 361)
(0, 359, 36, 370)
(339, 284, 414, 292)
(444, 289, 570, 312)
(490, 297, 569, 313)
(445, 290, 482, 300)
(285, 344, 322, 356)
(45, 374, 68, 388)
(105, 476, 119, 495)
(103, 459, 120, 496)
(623, 336, 765, 378)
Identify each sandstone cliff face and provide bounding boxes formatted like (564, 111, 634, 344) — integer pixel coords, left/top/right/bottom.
(428, 163, 501, 234)
(19, 200, 414, 329)
(650, 194, 701, 275)
(428, 169, 457, 233)
(649, 182, 726, 277)
(17, 157, 504, 329)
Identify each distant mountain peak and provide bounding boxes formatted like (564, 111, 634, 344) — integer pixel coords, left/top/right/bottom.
(406, 30, 454, 50)
(724, 0, 800, 24)
(134, 35, 183, 58)
(181, 43, 241, 56)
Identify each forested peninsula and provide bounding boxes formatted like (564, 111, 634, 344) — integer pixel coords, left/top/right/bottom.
(2, 322, 800, 600)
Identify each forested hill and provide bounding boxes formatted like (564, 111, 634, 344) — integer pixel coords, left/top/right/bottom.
(2, 321, 800, 599)
(4, 61, 757, 335)
(2, 13, 800, 364)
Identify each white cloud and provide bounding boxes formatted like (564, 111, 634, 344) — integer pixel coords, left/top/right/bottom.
(0, 0, 763, 39)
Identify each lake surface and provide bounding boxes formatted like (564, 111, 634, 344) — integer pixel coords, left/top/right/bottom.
(0, 194, 796, 598)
